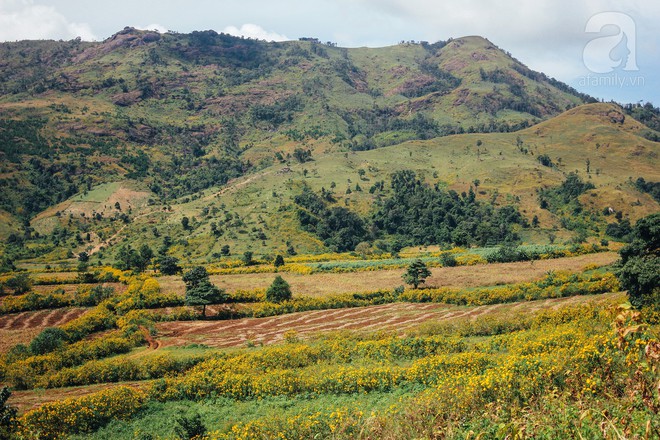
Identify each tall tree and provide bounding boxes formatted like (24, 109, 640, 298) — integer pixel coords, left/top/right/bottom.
(403, 259, 432, 289)
(617, 213, 659, 308)
(183, 266, 226, 317)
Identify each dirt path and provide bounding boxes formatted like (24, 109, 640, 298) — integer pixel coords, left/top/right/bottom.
(89, 210, 162, 255)
(140, 325, 160, 350)
(156, 292, 623, 349)
(203, 170, 272, 201)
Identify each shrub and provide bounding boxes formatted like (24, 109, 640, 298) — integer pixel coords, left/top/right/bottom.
(266, 276, 292, 303)
(5, 273, 32, 294)
(19, 386, 145, 439)
(0, 386, 17, 439)
(174, 412, 207, 440)
(29, 328, 68, 355)
(439, 252, 457, 267)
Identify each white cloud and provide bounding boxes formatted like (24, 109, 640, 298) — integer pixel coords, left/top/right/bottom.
(222, 23, 288, 42)
(0, 0, 96, 41)
(134, 23, 168, 34)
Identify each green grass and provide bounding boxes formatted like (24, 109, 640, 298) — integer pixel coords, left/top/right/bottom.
(71, 182, 121, 203)
(74, 390, 409, 440)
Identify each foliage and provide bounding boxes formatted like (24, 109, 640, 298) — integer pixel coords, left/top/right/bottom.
(155, 255, 181, 275)
(174, 412, 207, 440)
(114, 244, 153, 273)
(617, 213, 660, 308)
(402, 259, 431, 289)
(0, 386, 17, 440)
(183, 266, 227, 316)
(29, 327, 68, 355)
(634, 177, 660, 203)
(4, 272, 33, 294)
(126, 302, 659, 440)
(294, 185, 368, 251)
(265, 276, 292, 303)
(19, 386, 145, 439)
(373, 170, 525, 247)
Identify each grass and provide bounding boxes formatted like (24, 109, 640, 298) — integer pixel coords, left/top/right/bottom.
(32, 291, 653, 440)
(72, 390, 409, 440)
(1, 244, 647, 439)
(154, 252, 619, 297)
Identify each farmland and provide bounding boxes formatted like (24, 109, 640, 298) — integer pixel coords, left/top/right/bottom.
(0, 27, 659, 439)
(2, 243, 659, 439)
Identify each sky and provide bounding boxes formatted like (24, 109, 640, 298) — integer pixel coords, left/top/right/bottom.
(0, 0, 658, 104)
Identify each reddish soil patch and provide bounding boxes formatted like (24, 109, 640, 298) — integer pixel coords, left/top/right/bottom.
(156, 292, 622, 349)
(0, 308, 88, 330)
(0, 307, 89, 352)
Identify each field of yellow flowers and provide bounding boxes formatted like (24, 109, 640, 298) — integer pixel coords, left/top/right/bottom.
(2, 250, 658, 439)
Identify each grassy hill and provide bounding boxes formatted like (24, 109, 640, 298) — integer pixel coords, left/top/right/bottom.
(0, 29, 658, 268)
(21, 102, 653, 265)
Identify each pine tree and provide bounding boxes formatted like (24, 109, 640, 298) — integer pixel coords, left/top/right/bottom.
(402, 259, 432, 289)
(183, 266, 226, 317)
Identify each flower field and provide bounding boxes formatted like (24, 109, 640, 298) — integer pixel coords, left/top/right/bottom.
(1, 250, 658, 439)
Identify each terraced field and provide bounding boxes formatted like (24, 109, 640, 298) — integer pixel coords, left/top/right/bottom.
(158, 292, 623, 349)
(0, 308, 88, 352)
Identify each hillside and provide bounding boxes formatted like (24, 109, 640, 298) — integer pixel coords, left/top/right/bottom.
(0, 29, 658, 267)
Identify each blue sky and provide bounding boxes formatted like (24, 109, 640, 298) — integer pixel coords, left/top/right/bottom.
(1, 0, 658, 104)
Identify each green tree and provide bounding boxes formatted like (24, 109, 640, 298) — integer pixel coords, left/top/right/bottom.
(220, 244, 230, 256)
(617, 213, 659, 309)
(181, 216, 191, 230)
(29, 327, 68, 355)
(183, 266, 226, 317)
(242, 251, 254, 266)
(0, 386, 18, 440)
(137, 244, 154, 272)
(273, 254, 285, 270)
(402, 259, 432, 289)
(114, 244, 152, 273)
(156, 255, 181, 275)
(266, 275, 292, 302)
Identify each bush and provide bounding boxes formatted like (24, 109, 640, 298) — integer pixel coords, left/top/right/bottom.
(5, 273, 32, 294)
(174, 412, 207, 440)
(29, 327, 69, 355)
(20, 386, 145, 438)
(266, 276, 292, 303)
(439, 253, 457, 267)
(617, 213, 660, 308)
(156, 255, 181, 275)
(0, 386, 17, 439)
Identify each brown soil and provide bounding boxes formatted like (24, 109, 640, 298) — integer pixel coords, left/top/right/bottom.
(158, 252, 619, 298)
(156, 292, 623, 349)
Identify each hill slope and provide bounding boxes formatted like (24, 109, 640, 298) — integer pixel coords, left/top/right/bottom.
(0, 29, 658, 265)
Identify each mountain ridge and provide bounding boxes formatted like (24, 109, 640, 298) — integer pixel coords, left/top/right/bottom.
(0, 29, 658, 265)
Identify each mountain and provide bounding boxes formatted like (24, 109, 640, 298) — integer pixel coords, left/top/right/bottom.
(0, 28, 658, 266)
